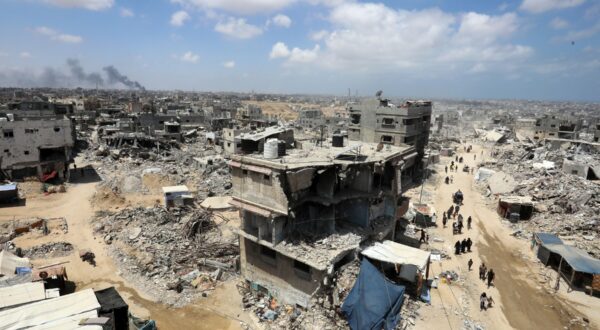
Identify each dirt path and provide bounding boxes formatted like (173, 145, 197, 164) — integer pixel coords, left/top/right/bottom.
(0, 163, 252, 330)
(414, 144, 587, 330)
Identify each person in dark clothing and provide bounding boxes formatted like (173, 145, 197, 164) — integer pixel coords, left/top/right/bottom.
(455, 241, 461, 255)
(467, 238, 473, 252)
(445, 166, 448, 174)
(468, 259, 473, 271)
(467, 216, 472, 229)
(480, 263, 487, 280)
(442, 214, 447, 228)
(457, 221, 463, 234)
(455, 205, 460, 213)
(487, 269, 495, 288)
(461, 239, 467, 253)
(419, 229, 426, 243)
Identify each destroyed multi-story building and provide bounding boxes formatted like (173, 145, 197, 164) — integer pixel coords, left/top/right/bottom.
(534, 115, 582, 140)
(0, 113, 74, 180)
(223, 126, 294, 157)
(230, 140, 419, 307)
(347, 97, 432, 156)
(296, 109, 324, 129)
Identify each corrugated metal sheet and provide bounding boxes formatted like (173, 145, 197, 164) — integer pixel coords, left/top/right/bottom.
(0, 282, 46, 309)
(362, 240, 430, 271)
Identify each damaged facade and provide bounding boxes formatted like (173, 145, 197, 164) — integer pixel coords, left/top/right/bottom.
(230, 140, 418, 307)
(0, 114, 74, 180)
(347, 97, 432, 156)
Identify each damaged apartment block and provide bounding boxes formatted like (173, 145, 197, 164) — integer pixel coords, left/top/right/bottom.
(0, 113, 74, 180)
(230, 140, 418, 307)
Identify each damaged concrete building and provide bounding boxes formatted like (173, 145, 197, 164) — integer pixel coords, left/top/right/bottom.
(230, 140, 419, 307)
(347, 97, 432, 156)
(0, 114, 74, 180)
(534, 115, 582, 141)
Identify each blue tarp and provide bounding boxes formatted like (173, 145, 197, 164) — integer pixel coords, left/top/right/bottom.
(544, 244, 600, 275)
(535, 233, 563, 245)
(341, 259, 405, 330)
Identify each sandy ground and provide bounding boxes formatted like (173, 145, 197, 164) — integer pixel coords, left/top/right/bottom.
(0, 159, 253, 330)
(413, 144, 598, 330)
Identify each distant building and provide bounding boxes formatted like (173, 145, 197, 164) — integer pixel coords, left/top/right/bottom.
(348, 97, 432, 155)
(296, 109, 324, 129)
(534, 115, 582, 140)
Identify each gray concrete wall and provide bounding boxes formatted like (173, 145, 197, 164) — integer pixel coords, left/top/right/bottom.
(231, 167, 289, 214)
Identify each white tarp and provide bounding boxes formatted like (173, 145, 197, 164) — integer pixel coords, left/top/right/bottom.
(532, 161, 555, 170)
(0, 288, 100, 330)
(28, 310, 102, 330)
(0, 282, 46, 309)
(0, 250, 30, 278)
(362, 240, 431, 271)
(488, 172, 517, 194)
(474, 168, 496, 182)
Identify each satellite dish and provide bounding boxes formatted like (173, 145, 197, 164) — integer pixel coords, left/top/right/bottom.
(375, 90, 383, 99)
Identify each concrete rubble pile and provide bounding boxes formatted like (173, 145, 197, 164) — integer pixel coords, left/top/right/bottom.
(83, 141, 232, 201)
(23, 242, 74, 259)
(482, 143, 600, 257)
(240, 259, 423, 330)
(93, 206, 239, 306)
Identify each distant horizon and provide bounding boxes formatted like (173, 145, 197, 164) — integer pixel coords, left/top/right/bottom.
(2, 86, 600, 105)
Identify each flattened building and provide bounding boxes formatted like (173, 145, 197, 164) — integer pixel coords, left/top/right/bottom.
(230, 140, 418, 306)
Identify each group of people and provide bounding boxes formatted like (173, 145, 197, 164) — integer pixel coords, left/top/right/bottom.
(479, 263, 496, 288)
(480, 292, 494, 311)
(445, 160, 460, 173)
(454, 238, 473, 255)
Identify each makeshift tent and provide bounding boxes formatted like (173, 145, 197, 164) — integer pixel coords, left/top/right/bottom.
(0, 250, 31, 278)
(342, 259, 406, 330)
(0, 288, 101, 329)
(0, 282, 46, 309)
(533, 233, 600, 291)
(95, 287, 129, 330)
(361, 240, 431, 282)
(497, 196, 534, 221)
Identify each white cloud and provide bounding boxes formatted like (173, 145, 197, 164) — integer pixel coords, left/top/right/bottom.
(223, 60, 235, 68)
(272, 3, 532, 73)
(270, 42, 290, 59)
(270, 14, 292, 28)
(44, 0, 114, 10)
(171, 11, 191, 26)
(35, 26, 83, 43)
(550, 17, 568, 29)
(20, 52, 32, 58)
(120, 8, 134, 17)
(269, 42, 319, 63)
(215, 18, 262, 39)
(179, 51, 200, 63)
(171, 0, 294, 15)
(520, 0, 585, 14)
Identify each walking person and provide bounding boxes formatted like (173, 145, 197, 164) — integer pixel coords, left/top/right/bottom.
(457, 221, 463, 234)
(468, 259, 473, 271)
(419, 229, 426, 243)
(487, 295, 494, 308)
(455, 241, 461, 255)
(461, 239, 467, 254)
(480, 293, 487, 311)
(445, 166, 448, 174)
(467, 216, 472, 230)
(487, 269, 495, 288)
(474, 154, 476, 160)
(467, 237, 473, 252)
(480, 263, 487, 281)
(450, 175, 454, 184)
(442, 214, 447, 228)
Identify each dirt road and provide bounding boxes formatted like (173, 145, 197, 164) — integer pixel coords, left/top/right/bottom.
(0, 163, 251, 330)
(413, 145, 590, 330)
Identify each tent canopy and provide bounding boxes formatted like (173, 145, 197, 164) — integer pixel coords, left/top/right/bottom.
(341, 259, 405, 330)
(544, 243, 600, 275)
(361, 240, 431, 271)
(0, 250, 31, 278)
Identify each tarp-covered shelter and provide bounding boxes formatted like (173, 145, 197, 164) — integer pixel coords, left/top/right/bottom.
(532, 233, 600, 293)
(0, 282, 46, 310)
(341, 259, 406, 330)
(0, 250, 30, 279)
(497, 196, 534, 221)
(362, 240, 431, 282)
(0, 288, 101, 329)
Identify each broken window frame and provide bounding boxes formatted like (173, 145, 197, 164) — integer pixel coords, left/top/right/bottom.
(293, 260, 311, 281)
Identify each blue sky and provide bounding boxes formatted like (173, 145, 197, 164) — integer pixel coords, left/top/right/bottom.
(0, 0, 599, 101)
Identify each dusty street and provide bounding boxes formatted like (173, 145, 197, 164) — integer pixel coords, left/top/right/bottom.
(0, 160, 251, 330)
(412, 144, 595, 330)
